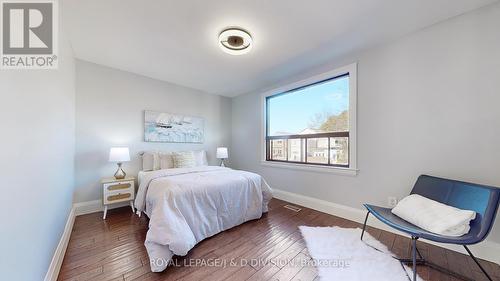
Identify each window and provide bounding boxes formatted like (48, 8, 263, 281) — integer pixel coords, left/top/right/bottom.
(264, 64, 356, 170)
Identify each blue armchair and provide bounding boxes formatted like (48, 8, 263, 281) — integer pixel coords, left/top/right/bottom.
(361, 175, 500, 281)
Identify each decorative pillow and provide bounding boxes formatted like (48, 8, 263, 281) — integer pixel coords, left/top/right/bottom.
(193, 150, 208, 166)
(159, 152, 174, 169)
(153, 152, 161, 170)
(142, 151, 160, 171)
(172, 151, 196, 168)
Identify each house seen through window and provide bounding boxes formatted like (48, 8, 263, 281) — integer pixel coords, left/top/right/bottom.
(266, 74, 350, 167)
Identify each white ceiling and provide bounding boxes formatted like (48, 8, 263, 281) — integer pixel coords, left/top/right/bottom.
(63, 0, 497, 97)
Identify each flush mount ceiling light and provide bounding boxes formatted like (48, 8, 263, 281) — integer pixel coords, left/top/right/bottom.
(218, 28, 252, 55)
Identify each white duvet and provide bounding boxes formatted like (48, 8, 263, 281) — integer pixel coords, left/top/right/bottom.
(134, 166, 273, 272)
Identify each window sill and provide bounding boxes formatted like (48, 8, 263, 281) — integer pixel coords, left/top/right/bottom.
(260, 160, 358, 176)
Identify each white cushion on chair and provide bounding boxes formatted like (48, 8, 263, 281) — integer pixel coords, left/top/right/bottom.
(391, 194, 476, 236)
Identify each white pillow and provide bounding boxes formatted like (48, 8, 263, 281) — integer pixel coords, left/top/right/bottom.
(391, 194, 476, 236)
(142, 150, 206, 170)
(193, 150, 208, 166)
(172, 151, 196, 168)
(159, 152, 174, 169)
(142, 151, 160, 171)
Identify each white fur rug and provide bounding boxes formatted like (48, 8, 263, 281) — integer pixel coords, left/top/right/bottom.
(299, 226, 422, 281)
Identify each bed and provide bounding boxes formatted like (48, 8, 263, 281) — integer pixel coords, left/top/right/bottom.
(134, 165, 273, 272)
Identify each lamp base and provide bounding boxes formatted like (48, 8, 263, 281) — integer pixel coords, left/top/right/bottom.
(114, 163, 126, 179)
(220, 159, 225, 167)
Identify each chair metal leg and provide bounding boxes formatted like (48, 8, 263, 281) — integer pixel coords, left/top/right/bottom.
(416, 245, 423, 260)
(411, 237, 418, 281)
(361, 211, 370, 240)
(399, 241, 477, 281)
(399, 242, 425, 265)
(463, 245, 493, 281)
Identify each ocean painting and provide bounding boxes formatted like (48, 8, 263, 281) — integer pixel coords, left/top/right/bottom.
(144, 111, 204, 143)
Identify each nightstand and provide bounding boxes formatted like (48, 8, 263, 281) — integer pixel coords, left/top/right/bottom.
(101, 177, 135, 219)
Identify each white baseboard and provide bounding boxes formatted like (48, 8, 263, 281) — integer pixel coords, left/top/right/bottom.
(73, 199, 102, 216)
(73, 199, 130, 216)
(44, 207, 75, 281)
(273, 188, 500, 265)
(44, 199, 132, 281)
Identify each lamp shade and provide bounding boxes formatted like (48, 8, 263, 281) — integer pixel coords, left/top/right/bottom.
(216, 147, 228, 159)
(109, 147, 130, 162)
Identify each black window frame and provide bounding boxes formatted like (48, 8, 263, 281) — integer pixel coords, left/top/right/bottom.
(265, 73, 350, 168)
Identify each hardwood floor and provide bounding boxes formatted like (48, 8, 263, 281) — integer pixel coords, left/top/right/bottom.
(58, 199, 500, 281)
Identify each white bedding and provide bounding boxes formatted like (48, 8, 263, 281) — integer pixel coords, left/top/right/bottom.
(134, 166, 273, 272)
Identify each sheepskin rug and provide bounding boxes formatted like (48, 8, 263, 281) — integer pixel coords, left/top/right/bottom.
(299, 226, 422, 281)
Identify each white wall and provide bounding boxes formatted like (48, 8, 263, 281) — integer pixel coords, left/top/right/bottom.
(0, 21, 76, 281)
(74, 60, 232, 203)
(231, 3, 500, 244)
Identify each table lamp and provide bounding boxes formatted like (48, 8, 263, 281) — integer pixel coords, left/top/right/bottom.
(109, 147, 130, 179)
(216, 147, 228, 167)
